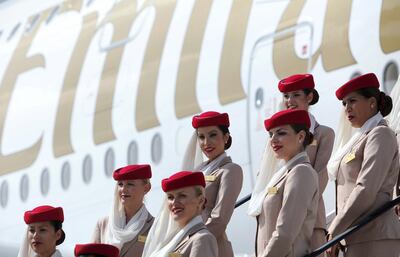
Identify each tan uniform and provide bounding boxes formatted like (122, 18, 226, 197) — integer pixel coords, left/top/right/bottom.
(169, 223, 218, 257)
(328, 120, 400, 257)
(92, 213, 154, 257)
(196, 156, 243, 257)
(256, 154, 319, 257)
(306, 122, 335, 254)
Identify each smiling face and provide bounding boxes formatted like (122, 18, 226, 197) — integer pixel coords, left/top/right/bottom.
(269, 125, 305, 162)
(342, 91, 377, 128)
(197, 126, 229, 161)
(167, 186, 204, 228)
(117, 179, 150, 209)
(283, 90, 313, 111)
(28, 222, 61, 257)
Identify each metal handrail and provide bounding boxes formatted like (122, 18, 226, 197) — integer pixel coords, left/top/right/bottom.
(233, 194, 400, 257)
(304, 195, 400, 257)
(234, 193, 251, 208)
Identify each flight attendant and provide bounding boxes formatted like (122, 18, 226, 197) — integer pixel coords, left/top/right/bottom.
(278, 74, 335, 254)
(142, 171, 218, 257)
(74, 243, 119, 257)
(92, 164, 154, 257)
(253, 109, 319, 257)
(18, 205, 65, 257)
(189, 111, 243, 257)
(327, 73, 400, 257)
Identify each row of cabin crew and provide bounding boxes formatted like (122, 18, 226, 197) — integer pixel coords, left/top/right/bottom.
(17, 72, 400, 257)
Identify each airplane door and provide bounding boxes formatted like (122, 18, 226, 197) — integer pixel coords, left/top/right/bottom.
(246, 22, 314, 178)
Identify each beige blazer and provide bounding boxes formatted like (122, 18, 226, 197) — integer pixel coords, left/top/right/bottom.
(256, 154, 319, 257)
(170, 223, 218, 257)
(196, 156, 243, 257)
(328, 120, 400, 245)
(306, 122, 335, 230)
(92, 213, 154, 257)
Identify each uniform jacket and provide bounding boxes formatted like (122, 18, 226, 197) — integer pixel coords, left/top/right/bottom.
(328, 120, 400, 245)
(92, 213, 154, 257)
(169, 223, 218, 257)
(196, 156, 243, 257)
(306, 122, 335, 229)
(256, 154, 319, 257)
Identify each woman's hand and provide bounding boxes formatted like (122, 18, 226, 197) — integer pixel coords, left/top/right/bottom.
(325, 234, 339, 257)
(395, 205, 400, 217)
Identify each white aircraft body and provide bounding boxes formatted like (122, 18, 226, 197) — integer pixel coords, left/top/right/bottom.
(0, 0, 399, 256)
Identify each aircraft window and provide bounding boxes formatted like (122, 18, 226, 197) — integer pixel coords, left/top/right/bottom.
(104, 148, 115, 177)
(82, 155, 93, 184)
(40, 168, 50, 196)
(383, 61, 399, 94)
(61, 162, 71, 190)
(127, 141, 138, 164)
(7, 22, 21, 41)
(0, 180, 8, 208)
(47, 5, 60, 24)
(350, 71, 361, 80)
(151, 133, 162, 164)
(25, 14, 40, 33)
(86, 0, 95, 7)
(255, 88, 264, 109)
(20, 174, 29, 202)
(0, 30, 3, 40)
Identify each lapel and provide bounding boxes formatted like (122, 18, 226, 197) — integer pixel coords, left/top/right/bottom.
(349, 119, 387, 153)
(173, 223, 206, 251)
(208, 156, 232, 176)
(119, 213, 154, 257)
(272, 154, 311, 188)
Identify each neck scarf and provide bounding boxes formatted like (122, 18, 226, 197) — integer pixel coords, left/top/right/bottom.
(327, 112, 383, 180)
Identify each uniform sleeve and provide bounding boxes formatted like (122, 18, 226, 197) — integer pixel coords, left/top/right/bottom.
(262, 167, 318, 257)
(329, 128, 397, 236)
(314, 127, 335, 194)
(189, 233, 218, 257)
(205, 164, 243, 238)
(91, 218, 103, 243)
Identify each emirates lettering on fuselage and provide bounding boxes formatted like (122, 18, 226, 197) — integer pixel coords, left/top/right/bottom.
(0, 0, 399, 175)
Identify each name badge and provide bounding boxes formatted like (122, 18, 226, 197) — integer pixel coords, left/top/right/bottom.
(205, 175, 216, 182)
(310, 139, 318, 146)
(138, 235, 147, 243)
(267, 187, 278, 195)
(169, 253, 182, 257)
(344, 152, 356, 163)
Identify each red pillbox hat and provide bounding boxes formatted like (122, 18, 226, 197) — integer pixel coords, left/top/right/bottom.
(278, 74, 315, 93)
(162, 171, 205, 192)
(74, 243, 119, 257)
(264, 109, 310, 131)
(24, 205, 64, 224)
(113, 164, 152, 181)
(336, 73, 379, 100)
(192, 111, 229, 128)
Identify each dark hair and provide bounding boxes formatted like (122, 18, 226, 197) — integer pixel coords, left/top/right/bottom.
(49, 221, 65, 245)
(303, 88, 319, 105)
(290, 124, 314, 148)
(356, 87, 393, 116)
(218, 125, 232, 150)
